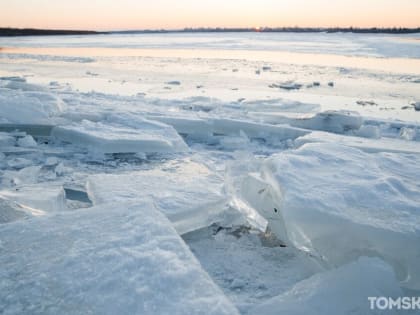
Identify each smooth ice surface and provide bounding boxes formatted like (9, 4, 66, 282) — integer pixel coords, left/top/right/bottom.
(252, 257, 403, 315)
(2, 33, 420, 58)
(0, 202, 239, 315)
(51, 118, 188, 154)
(257, 143, 420, 289)
(87, 159, 229, 235)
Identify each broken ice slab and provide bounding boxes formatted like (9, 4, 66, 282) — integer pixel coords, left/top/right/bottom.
(249, 110, 363, 134)
(0, 198, 28, 223)
(0, 202, 239, 315)
(51, 119, 188, 154)
(87, 159, 230, 235)
(296, 130, 420, 154)
(0, 124, 54, 137)
(147, 115, 309, 141)
(0, 184, 66, 213)
(0, 85, 64, 124)
(256, 142, 420, 289)
(269, 82, 303, 90)
(0, 132, 15, 146)
(251, 257, 402, 315)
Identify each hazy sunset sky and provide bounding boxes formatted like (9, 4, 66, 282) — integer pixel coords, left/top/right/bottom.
(1, 0, 419, 30)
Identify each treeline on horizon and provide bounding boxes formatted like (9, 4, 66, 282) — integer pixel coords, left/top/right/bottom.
(0, 28, 100, 36)
(1, 26, 420, 37)
(180, 27, 420, 34)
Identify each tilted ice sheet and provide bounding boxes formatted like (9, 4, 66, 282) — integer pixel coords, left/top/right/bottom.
(51, 118, 188, 154)
(0, 184, 66, 213)
(147, 115, 309, 142)
(252, 257, 403, 315)
(87, 159, 229, 235)
(0, 86, 63, 124)
(250, 110, 364, 134)
(256, 143, 420, 289)
(0, 202, 239, 315)
(296, 131, 420, 154)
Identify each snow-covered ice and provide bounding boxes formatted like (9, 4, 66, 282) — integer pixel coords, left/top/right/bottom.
(251, 257, 403, 315)
(52, 118, 188, 154)
(0, 184, 66, 213)
(0, 202, 239, 315)
(87, 159, 230, 235)
(249, 143, 420, 289)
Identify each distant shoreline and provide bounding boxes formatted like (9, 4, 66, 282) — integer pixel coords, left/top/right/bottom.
(0, 28, 101, 37)
(1, 27, 420, 37)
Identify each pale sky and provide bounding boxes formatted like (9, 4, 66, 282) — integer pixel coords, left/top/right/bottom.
(1, 0, 419, 30)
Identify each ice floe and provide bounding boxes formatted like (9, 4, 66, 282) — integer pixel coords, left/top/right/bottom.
(252, 257, 403, 315)
(0, 84, 64, 124)
(251, 143, 420, 289)
(87, 159, 231, 235)
(296, 131, 420, 154)
(51, 118, 188, 154)
(0, 202, 239, 315)
(0, 184, 66, 213)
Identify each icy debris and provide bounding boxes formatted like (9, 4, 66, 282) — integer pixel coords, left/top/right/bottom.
(211, 118, 308, 140)
(148, 115, 308, 142)
(328, 81, 334, 87)
(0, 132, 15, 146)
(51, 119, 188, 154)
(166, 80, 181, 85)
(296, 131, 420, 154)
(252, 257, 402, 315)
(17, 135, 37, 147)
(0, 184, 66, 212)
(414, 102, 420, 111)
(0, 202, 239, 315)
(45, 156, 59, 166)
(0, 198, 28, 223)
(242, 98, 320, 114)
(87, 159, 230, 235)
(353, 124, 381, 139)
(357, 100, 377, 106)
(291, 110, 363, 133)
(6, 157, 33, 169)
(399, 127, 418, 141)
(147, 116, 213, 140)
(0, 86, 63, 124)
(183, 225, 323, 314)
(249, 110, 363, 134)
(0, 76, 26, 82)
(5, 80, 47, 92)
(258, 143, 420, 289)
(269, 82, 303, 90)
(2, 166, 42, 187)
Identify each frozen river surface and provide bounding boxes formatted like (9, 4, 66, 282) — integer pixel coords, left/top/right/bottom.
(0, 32, 420, 315)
